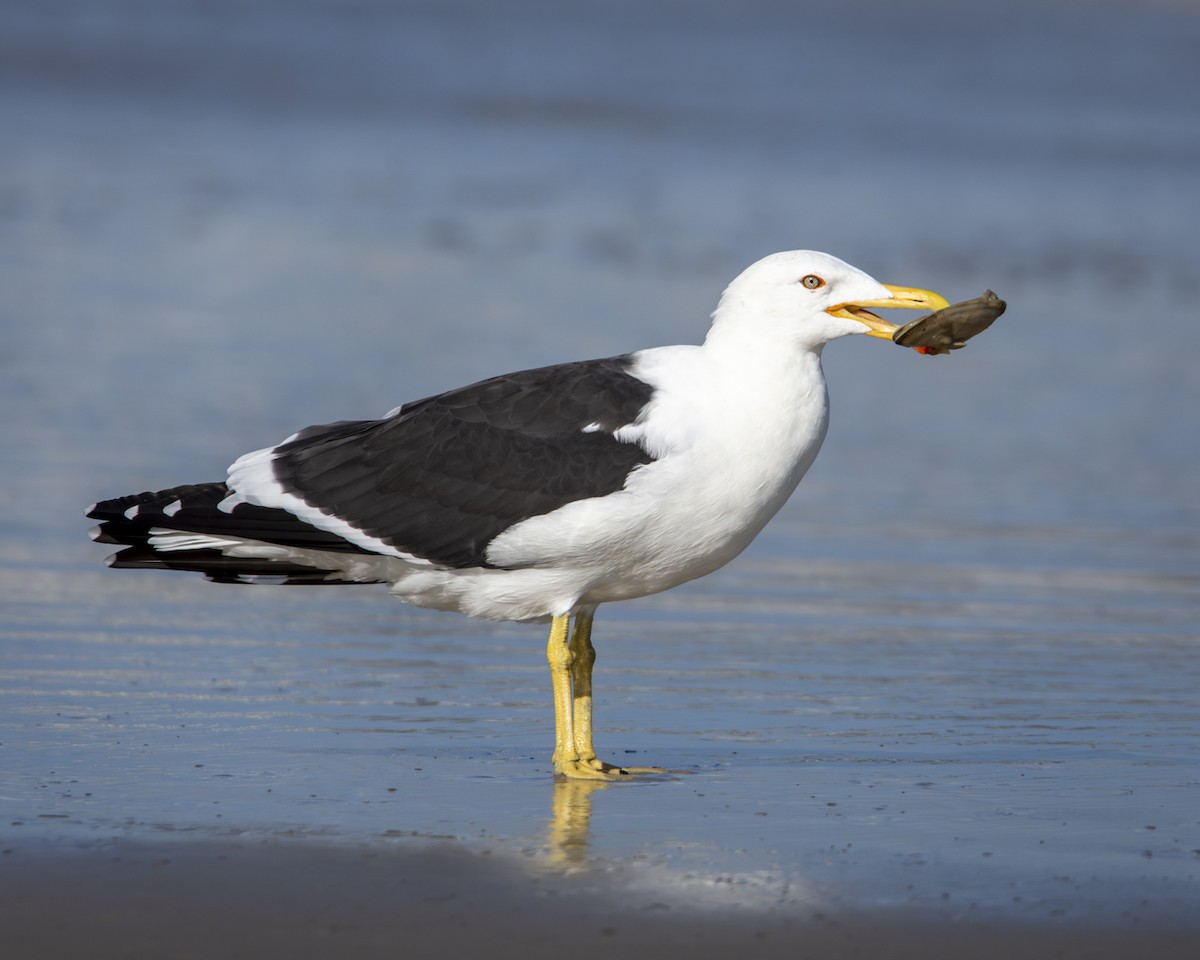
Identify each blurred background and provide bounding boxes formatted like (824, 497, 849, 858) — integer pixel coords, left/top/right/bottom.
(2, 0, 1199, 940)
(4, 0, 1197, 548)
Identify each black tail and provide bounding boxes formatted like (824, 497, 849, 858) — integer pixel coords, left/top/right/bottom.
(87, 482, 377, 584)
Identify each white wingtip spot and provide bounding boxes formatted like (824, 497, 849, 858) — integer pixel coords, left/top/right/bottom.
(162, 499, 183, 517)
(123, 504, 141, 520)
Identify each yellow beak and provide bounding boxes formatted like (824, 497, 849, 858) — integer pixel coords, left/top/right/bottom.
(826, 284, 951, 339)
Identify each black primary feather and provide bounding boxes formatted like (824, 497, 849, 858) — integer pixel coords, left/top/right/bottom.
(87, 482, 372, 583)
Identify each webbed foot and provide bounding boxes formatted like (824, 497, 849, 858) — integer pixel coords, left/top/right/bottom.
(553, 755, 665, 780)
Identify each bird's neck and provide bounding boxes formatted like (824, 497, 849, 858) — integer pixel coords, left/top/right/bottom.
(701, 310, 828, 403)
(694, 314, 830, 489)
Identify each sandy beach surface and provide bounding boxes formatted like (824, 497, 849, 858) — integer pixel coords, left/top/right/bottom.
(6, 838, 1199, 960)
(2, 1, 1198, 956)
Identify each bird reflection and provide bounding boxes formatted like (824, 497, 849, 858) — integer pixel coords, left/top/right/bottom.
(545, 766, 692, 865)
(546, 778, 607, 866)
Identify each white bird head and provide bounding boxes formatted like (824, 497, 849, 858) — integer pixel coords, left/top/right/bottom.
(709, 250, 948, 351)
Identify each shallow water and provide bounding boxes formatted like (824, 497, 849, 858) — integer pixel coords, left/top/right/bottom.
(2, 0, 1199, 947)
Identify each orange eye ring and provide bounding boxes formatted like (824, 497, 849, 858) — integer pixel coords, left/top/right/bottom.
(801, 274, 825, 290)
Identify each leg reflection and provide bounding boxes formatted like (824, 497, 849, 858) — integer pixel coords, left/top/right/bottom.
(546, 777, 607, 866)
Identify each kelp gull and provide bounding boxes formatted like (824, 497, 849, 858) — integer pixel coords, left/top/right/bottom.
(88, 250, 949, 780)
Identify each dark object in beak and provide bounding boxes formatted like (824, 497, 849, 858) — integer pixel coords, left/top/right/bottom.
(892, 290, 1006, 355)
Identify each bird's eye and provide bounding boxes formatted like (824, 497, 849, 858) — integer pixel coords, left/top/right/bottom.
(801, 274, 825, 290)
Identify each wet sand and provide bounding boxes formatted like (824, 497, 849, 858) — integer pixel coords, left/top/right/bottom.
(3, 0, 1199, 956)
(4, 557, 1197, 955)
(5, 839, 1198, 960)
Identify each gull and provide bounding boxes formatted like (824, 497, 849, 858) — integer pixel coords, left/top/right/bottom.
(88, 250, 948, 779)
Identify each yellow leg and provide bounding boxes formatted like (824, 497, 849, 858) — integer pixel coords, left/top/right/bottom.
(546, 609, 664, 780)
(546, 614, 577, 769)
(547, 613, 607, 780)
(568, 607, 599, 767)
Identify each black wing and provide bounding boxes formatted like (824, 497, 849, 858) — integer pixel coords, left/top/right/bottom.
(270, 355, 657, 569)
